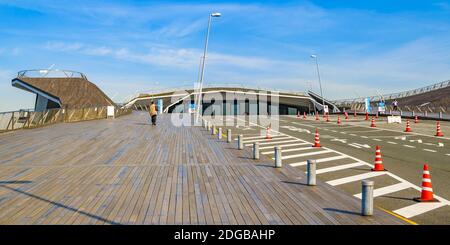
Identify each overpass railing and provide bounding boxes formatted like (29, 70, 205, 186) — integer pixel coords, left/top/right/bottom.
(333, 79, 450, 105)
(0, 106, 132, 133)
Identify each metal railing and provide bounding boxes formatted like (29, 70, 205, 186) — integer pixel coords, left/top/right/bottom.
(333, 79, 450, 105)
(0, 106, 132, 133)
(17, 69, 87, 79)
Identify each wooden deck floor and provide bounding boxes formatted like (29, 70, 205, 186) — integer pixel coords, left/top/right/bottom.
(0, 112, 404, 224)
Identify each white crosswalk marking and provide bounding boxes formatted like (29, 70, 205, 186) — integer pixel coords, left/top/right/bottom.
(326, 172, 387, 186)
(394, 202, 447, 218)
(245, 139, 301, 147)
(353, 182, 411, 199)
(315, 162, 366, 174)
(289, 155, 348, 167)
(261, 146, 314, 155)
(242, 136, 291, 144)
(258, 142, 309, 150)
(279, 149, 332, 160)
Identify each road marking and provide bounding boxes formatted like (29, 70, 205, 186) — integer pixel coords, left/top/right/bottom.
(423, 142, 434, 146)
(242, 135, 281, 140)
(279, 149, 332, 160)
(245, 139, 301, 147)
(403, 145, 415, 148)
(261, 146, 313, 155)
(234, 116, 450, 218)
(258, 142, 309, 150)
(373, 138, 382, 142)
(349, 134, 357, 136)
(341, 132, 347, 134)
(446, 154, 450, 156)
(289, 155, 348, 167)
(360, 136, 369, 139)
(348, 143, 371, 149)
(354, 182, 411, 199)
(315, 162, 366, 174)
(326, 172, 387, 186)
(423, 149, 437, 153)
(377, 206, 418, 225)
(393, 202, 447, 219)
(331, 138, 347, 143)
(242, 136, 291, 144)
(387, 141, 397, 144)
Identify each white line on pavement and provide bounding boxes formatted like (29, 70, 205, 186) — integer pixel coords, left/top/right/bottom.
(354, 182, 411, 199)
(261, 146, 313, 155)
(394, 202, 448, 219)
(242, 136, 291, 144)
(403, 145, 416, 148)
(315, 162, 366, 174)
(289, 155, 348, 167)
(423, 149, 437, 153)
(258, 142, 309, 150)
(387, 141, 397, 144)
(279, 149, 332, 160)
(326, 172, 387, 186)
(245, 139, 301, 147)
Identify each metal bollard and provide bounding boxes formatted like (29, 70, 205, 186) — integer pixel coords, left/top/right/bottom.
(227, 129, 232, 143)
(238, 134, 244, 150)
(412, 111, 415, 117)
(306, 159, 317, 186)
(253, 142, 259, 160)
(425, 111, 428, 117)
(207, 122, 211, 131)
(212, 125, 216, 135)
(274, 146, 282, 168)
(361, 180, 374, 216)
(218, 128, 222, 140)
(439, 111, 443, 119)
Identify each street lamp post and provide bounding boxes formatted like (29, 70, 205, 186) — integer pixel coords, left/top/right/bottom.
(310, 54, 325, 114)
(196, 12, 221, 123)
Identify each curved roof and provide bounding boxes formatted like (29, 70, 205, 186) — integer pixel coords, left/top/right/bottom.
(12, 77, 115, 109)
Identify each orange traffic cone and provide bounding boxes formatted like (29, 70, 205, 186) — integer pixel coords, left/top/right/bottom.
(326, 114, 330, 122)
(435, 122, 444, 137)
(365, 112, 369, 121)
(315, 112, 319, 121)
(414, 164, 438, 202)
(303, 112, 307, 119)
(371, 145, 386, 171)
(405, 120, 412, 132)
(370, 117, 376, 127)
(297, 111, 300, 118)
(375, 111, 379, 118)
(312, 128, 321, 147)
(266, 125, 272, 140)
(414, 115, 419, 123)
(337, 116, 341, 125)
(354, 111, 357, 117)
(344, 112, 349, 120)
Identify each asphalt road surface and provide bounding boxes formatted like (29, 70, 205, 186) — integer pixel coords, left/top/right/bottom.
(204, 114, 450, 225)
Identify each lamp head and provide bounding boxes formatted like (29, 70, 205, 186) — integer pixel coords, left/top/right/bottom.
(310, 54, 317, 59)
(211, 12, 221, 17)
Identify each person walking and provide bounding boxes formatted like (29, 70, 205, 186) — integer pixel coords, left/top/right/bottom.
(392, 99, 399, 111)
(149, 101, 158, 126)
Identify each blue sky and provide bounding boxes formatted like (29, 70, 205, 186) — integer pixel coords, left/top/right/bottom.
(1, 0, 450, 112)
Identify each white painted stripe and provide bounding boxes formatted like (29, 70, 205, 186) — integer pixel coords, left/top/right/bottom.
(422, 187, 433, 192)
(373, 139, 382, 142)
(261, 146, 313, 155)
(423, 149, 437, 153)
(316, 162, 365, 174)
(354, 182, 411, 199)
(242, 136, 291, 144)
(259, 142, 309, 150)
(446, 154, 450, 156)
(423, 142, 434, 146)
(289, 155, 348, 167)
(349, 134, 357, 136)
(280, 149, 332, 160)
(403, 145, 416, 148)
(361, 136, 369, 139)
(394, 202, 447, 218)
(422, 178, 431, 182)
(245, 139, 301, 147)
(326, 172, 387, 186)
(387, 141, 397, 144)
(423, 171, 430, 174)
